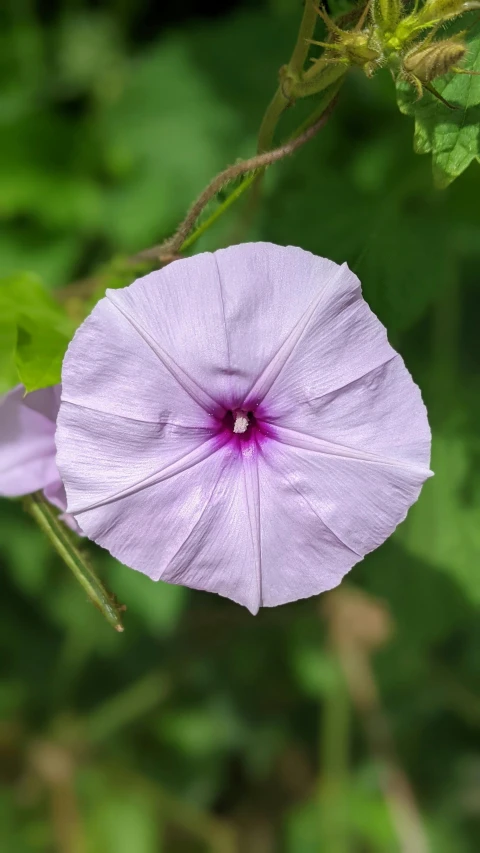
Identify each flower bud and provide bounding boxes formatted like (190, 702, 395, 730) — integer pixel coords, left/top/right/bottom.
(403, 38, 467, 82)
(339, 32, 382, 68)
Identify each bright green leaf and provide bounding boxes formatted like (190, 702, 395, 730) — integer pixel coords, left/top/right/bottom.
(0, 271, 75, 392)
(397, 21, 480, 186)
(0, 231, 80, 290)
(15, 318, 69, 392)
(0, 271, 66, 320)
(0, 320, 18, 393)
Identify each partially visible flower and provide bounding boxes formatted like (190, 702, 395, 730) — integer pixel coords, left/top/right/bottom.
(56, 243, 432, 614)
(0, 384, 80, 532)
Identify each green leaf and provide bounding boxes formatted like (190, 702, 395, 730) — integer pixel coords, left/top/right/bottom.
(396, 20, 480, 186)
(0, 319, 18, 393)
(0, 271, 74, 392)
(0, 231, 80, 290)
(15, 318, 69, 392)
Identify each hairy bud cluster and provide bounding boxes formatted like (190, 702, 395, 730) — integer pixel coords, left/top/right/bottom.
(308, 0, 480, 105)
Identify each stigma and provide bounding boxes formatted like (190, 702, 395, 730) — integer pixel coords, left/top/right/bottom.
(233, 410, 250, 434)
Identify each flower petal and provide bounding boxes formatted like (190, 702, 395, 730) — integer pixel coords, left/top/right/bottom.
(258, 261, 397, 415)
(0, 385, 59, 497)
(56, 402, 216, 513)
(43, 479, 83, 534)
(67, 441, 262, 614)
(256, 442, 362, 607)
(111, 243, 341, 407)
(214, 242, 343, 405)
(267, 356, 431, 469)
(262, 440, 430, 563)
(61, 294, 213, 426)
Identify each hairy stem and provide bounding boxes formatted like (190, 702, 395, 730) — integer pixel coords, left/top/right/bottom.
(59, 7, 341, 304)
(231, 79, 342, 245)
(138, 94, 338, 260)
(58, 90, 340, 307)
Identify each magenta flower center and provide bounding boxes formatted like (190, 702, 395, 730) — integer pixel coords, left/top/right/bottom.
(222, 407, 256, 437)
(220, 406, 270, 451)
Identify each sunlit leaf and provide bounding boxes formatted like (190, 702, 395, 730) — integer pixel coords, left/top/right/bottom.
(0, 271, 75, 391)
(0, 319, 18, 393)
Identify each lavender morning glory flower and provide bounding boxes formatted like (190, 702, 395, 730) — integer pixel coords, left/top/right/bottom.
(56, 243, 432, 613)
(0, 384, 79, 531)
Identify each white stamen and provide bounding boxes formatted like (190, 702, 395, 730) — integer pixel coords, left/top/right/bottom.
(233, 410, 249, 434)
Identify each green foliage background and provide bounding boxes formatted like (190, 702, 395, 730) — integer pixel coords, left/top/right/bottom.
(1, 0, 480, 850)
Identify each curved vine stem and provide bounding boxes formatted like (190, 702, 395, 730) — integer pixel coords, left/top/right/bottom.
(59, 86, 342, 307)
(137, 92, 339, 260)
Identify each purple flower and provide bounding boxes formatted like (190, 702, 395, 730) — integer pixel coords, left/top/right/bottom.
(56, 243, 432, 613)
(0, 384, 80, 532)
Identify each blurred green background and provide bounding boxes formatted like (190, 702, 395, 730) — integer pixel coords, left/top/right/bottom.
(1, 0, 480, 850)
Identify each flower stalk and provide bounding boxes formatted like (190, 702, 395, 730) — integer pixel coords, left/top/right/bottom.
(25, 492, 125, 632)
